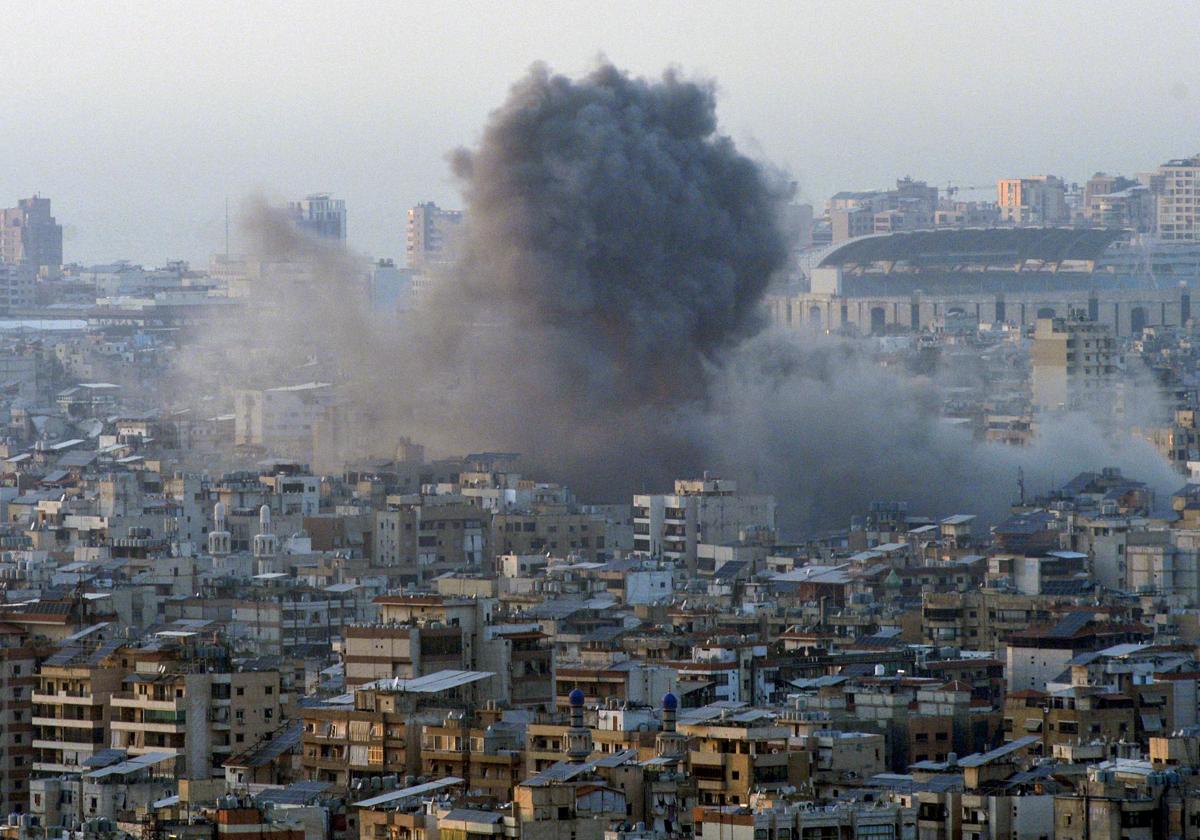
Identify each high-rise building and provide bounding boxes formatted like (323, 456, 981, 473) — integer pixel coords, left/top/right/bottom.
(287, 193, 347, 241)
(0, 196, 63, 273)
(997, 176, 1068, 225)
(1031, 314, 1120, 412)
(367, 258, 414, 315)
(1156, 155, 1200, 241)
(406, 201, 462, 268)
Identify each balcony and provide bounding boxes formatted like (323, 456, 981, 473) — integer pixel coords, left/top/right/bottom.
(111, 718, 187, 735)
(32, 715, 102, 729)
(31, 691, 99, 706)
(111, 692, 186, 712)
(32, 738, 100, 753)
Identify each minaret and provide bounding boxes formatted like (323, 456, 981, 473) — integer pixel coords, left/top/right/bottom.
(565, 688, 592, 763)
(208, 502, 231, 557)
(655, 692, 685, 770)
(252, 504, 278, 573)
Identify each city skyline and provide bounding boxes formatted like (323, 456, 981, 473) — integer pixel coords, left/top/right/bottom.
(3, 1, 1199, 265)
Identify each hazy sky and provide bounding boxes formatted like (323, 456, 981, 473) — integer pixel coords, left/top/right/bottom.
(3, 1, 1198, 266)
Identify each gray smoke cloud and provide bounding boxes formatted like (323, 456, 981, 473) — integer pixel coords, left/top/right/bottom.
(407, 62, 788, 492)
(176, 61, 1181, 536)
(705, 335, 1179, 529)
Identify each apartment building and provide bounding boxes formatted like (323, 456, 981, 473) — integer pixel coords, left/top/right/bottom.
(1031, 315, 1121, 411)
(633, 477, 775, 572)
(31, 643, 126, 776)
(1157, 155, 1200, 241)
(921, 588, 1057, 650)
(491, 510, 612, 562)
(373, 500, 488, 585)
(231, 588, 358, 658)
(287, 193, 346, 241)
(109, 657, 281, 780)
(678, 708, 801, 806)
(0, 196, 63, 273)
(997, 175, 1068, 225)
(420, 709, 524, 802)
(406, 202, 462, 269)
(234, 383, 336, 457)
(0, 626, 37, 815)
(693, 800, 914, 840)
(300, 673, 493, 789)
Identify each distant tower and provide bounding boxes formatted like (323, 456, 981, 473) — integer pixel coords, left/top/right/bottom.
(655, 692, 686, 770)
(252, 504, 278, 574)
(287, 193, 347, 241)
(406, 201, 462, 269)
(565, 688, 592, 763)
(208, 502, 231, 557)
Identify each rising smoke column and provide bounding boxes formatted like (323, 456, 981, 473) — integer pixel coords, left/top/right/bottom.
(184, 61, 1179, 536)
(413, 62, 789, 492)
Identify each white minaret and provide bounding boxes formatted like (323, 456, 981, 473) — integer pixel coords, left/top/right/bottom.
(208, 502, 231, 557)
(253, 504, 278, 574)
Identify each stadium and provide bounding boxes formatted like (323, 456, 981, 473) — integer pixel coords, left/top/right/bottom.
(770, 228, 1195, 335)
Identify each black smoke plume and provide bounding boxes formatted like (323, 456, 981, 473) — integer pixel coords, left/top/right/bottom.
(180, 61, 1179, 535)
(411, 62, 789, 492)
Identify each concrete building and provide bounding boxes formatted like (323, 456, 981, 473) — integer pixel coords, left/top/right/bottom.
(1031, 315, 1120, 412)
(367, 259, 414, 315)
(1004, 614, 1153, 692)
(234, 382, 336, 457)
(633, 477, 775, 571)
(0, 196, 63, 273)
(109, 658, 281, 779)
(287, 193, 347, 241)
(0, 262, 36, 313)
(1157, 154, 1200, 241)
(1054, 758, 1174, 840)
(300, 672, 493, 789)
(492, 510, 614, 563)
(997, 176, 1068, 225)
(31, 645, 127, 776)
(373, 500, 489, 585)
(830, 207, 874, 243)
(406, 201, 462, 268)
(693, 801, 915, 840)
(677, 708, 801, 806)
(0, 626, 37, 815)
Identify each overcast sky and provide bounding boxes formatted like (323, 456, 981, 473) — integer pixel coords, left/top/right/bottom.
(3, 1, 1198, 266)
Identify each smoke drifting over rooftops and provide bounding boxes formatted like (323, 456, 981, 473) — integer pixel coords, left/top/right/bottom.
(182, 61, 1179, 535)
(409, 61, 789, 492)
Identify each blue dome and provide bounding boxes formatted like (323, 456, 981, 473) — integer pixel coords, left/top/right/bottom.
(662, 692, 679, 711)
(568, 688, 585, 707)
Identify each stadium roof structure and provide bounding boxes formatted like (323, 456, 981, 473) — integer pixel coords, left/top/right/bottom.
(819, 227, 1127, 271)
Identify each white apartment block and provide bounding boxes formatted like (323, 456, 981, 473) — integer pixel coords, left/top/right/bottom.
(633, 477, 775, 570)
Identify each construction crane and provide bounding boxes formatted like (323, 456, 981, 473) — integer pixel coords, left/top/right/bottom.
(944, 181, 994, 200)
